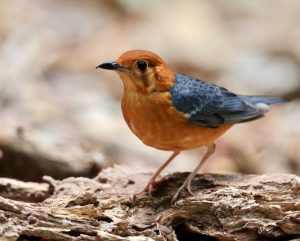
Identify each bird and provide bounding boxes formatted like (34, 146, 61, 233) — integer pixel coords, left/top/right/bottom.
(96, 50, 287, 202)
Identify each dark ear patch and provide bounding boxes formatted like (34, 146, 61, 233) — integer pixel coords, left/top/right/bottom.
(141, 74, 150, 88)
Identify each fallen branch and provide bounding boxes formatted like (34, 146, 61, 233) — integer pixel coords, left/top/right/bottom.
(0, 166, 299, 241)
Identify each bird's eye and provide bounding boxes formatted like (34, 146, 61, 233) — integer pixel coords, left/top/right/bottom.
(137, 60, 148, 72)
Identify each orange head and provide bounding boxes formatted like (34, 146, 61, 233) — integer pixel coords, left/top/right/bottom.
(97, 50, 174, 94)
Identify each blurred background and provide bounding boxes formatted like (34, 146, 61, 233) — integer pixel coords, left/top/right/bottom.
(0, 0, 299, 181)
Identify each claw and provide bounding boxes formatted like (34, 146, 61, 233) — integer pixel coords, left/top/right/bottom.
(186, 176, 195, 196)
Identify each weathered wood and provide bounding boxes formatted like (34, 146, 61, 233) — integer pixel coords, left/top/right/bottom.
(0, 177, 50, 202)
(0, 126, 103, 181)
(0, 166, 299, 241)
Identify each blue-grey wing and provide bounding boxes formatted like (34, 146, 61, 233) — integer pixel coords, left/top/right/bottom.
(170, 73, 285, 127)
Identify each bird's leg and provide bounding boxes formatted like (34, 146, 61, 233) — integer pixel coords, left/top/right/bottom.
(186, 143, 216, 194)
(134, 151, 180, 195)
(172, 143, 216, 204)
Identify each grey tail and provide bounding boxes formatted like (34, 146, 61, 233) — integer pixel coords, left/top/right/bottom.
(238, 95, 289, 106)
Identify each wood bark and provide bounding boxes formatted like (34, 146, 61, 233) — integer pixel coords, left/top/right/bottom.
(0, 166, 299, 241)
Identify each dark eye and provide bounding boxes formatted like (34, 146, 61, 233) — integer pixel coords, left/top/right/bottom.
(137, 60, 148, 72)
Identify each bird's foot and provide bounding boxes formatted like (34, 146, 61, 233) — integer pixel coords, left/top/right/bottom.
(133, 177, 165, 196)
(171, 175, 195, 205)
(129, 178, 163, 205)
(172, 144, 216, 205)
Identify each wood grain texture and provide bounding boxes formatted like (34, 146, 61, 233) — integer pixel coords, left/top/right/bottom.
(0, 166, 299, 241)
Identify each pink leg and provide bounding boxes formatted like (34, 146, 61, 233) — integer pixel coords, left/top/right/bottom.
(135, 151, 180, 195)
(172, 143, 216, 204)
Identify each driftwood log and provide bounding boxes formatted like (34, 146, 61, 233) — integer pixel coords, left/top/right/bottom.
(0, 166, 299, 241)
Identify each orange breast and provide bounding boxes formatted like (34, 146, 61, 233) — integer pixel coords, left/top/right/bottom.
(121, 91, 232, 151)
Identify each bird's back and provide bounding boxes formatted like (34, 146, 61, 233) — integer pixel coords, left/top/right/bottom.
(170, 73, 287, 128)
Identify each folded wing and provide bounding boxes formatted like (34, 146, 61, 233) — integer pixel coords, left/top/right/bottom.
(170, 73, 286, 128)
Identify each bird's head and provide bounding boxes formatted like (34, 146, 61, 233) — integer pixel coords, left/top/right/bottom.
(97, 50, 174, 94)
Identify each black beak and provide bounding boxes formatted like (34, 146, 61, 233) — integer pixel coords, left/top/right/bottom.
(96, 61, 124, 70)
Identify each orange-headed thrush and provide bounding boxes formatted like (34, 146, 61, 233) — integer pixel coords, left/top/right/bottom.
(97, 50, 286, 201)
